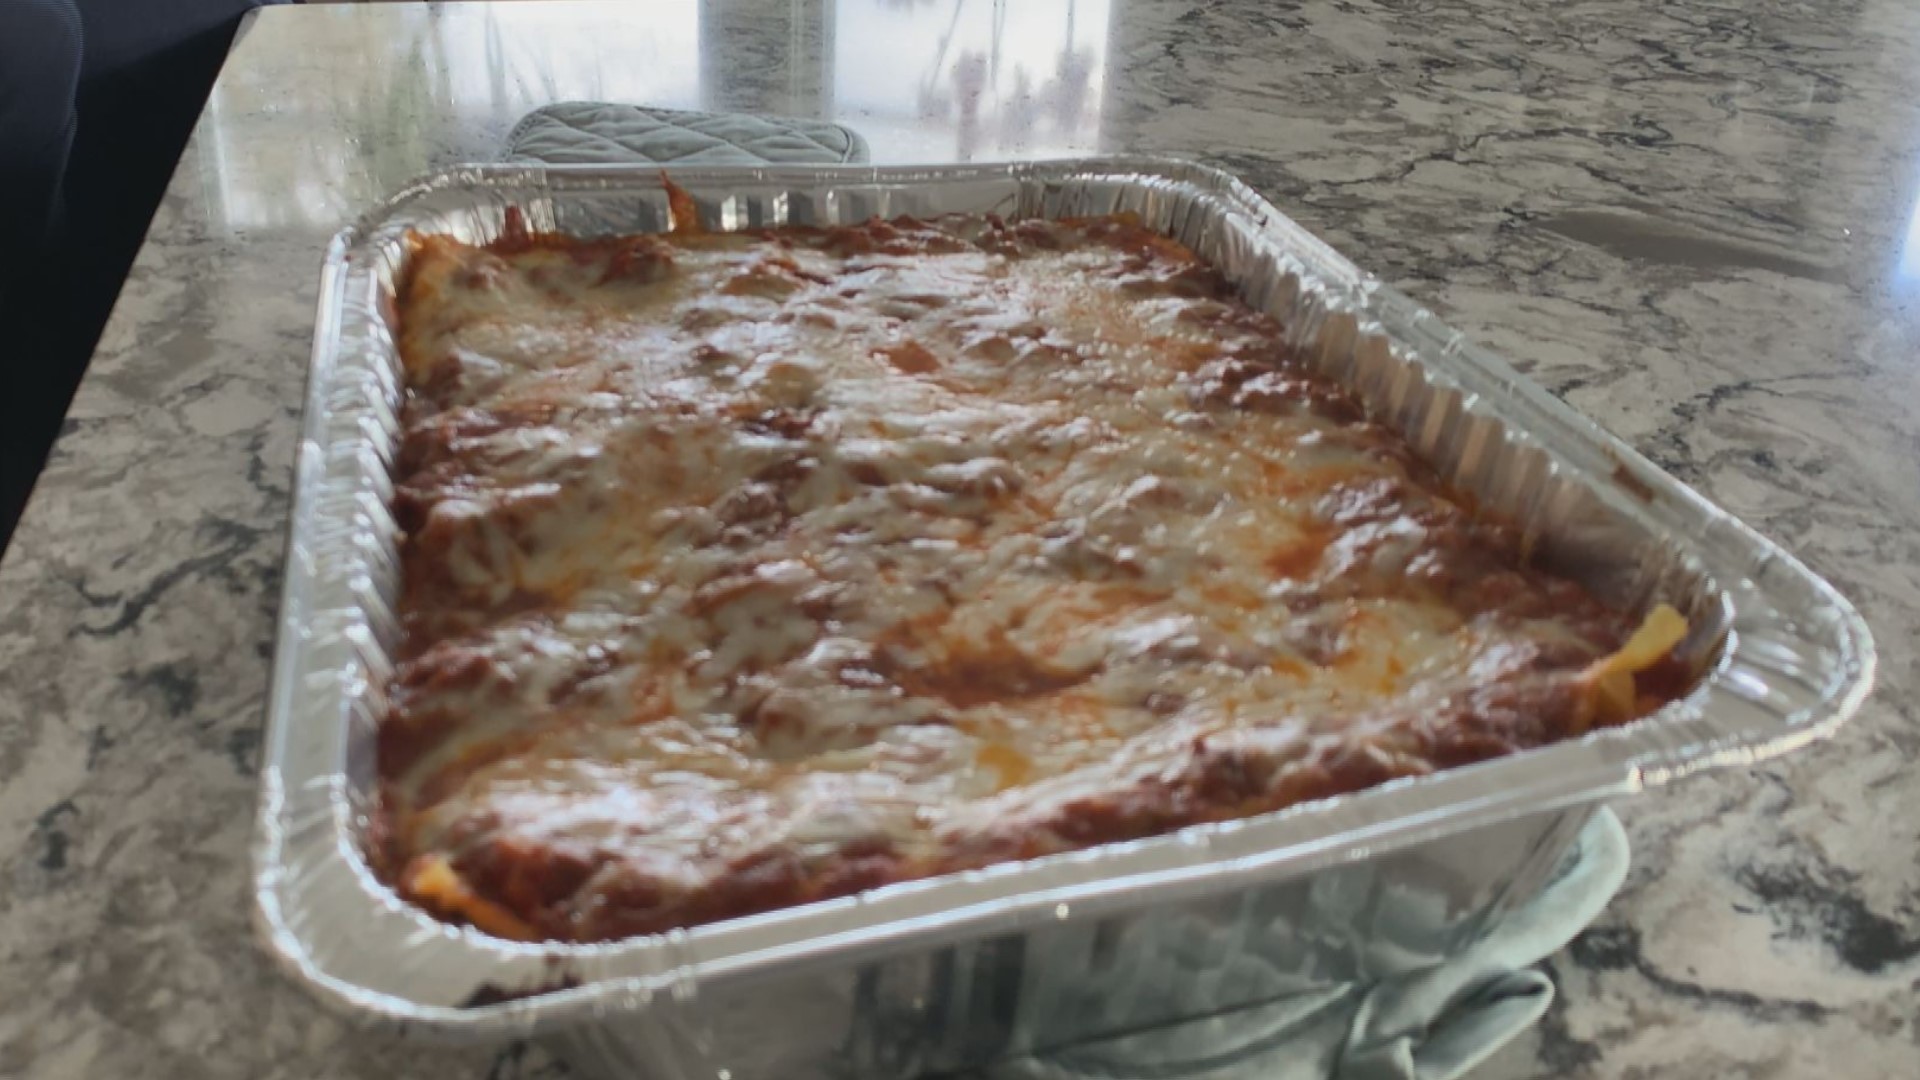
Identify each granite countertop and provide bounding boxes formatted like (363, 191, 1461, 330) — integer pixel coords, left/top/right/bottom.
(2, 1, 1915, 1076)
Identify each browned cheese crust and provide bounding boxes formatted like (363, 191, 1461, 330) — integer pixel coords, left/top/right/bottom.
(376, 209, 1686, 943)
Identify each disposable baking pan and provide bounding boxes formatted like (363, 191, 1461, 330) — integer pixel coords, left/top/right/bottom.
(253, 159, 1874, 1079)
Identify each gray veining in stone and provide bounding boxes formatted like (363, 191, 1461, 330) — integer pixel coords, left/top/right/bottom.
(2, 0, 1916, 1076)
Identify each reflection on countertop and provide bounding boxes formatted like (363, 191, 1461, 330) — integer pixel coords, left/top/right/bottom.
(194, 0, 1110, 230)
(833, 0, 1108, 161)
(6, 1, 1920, 1079)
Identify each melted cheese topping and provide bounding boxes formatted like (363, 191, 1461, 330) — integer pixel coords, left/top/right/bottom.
(379, 212, 1677, 943)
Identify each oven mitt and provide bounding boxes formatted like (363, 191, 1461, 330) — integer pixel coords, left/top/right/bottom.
(503, 103, 869, 166)
(1331, 811, 1628, 1080)
(984, 809, 1628, 1080)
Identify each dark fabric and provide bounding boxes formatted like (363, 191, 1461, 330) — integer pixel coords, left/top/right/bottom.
(75, 0, 276, 81)
(0, 0, 86, 543)
(1, 0, 282, 552)
(0, 0, 83, 301)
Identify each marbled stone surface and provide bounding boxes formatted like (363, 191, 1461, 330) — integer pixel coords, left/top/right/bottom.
(2, 1, 1916, 1076)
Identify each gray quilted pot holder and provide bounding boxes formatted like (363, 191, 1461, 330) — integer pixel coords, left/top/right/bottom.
(974, 809, 1630, 1080)
(504, 102, 869, 166)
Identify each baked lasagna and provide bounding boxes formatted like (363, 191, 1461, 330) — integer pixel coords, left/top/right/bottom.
(375, 203, 1686, 944)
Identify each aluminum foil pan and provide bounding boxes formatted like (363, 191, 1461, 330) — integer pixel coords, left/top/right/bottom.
(253, 159, 1874, 1075)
